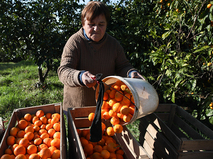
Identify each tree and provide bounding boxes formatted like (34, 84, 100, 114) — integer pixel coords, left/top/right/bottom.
(0, 0, 82, 85)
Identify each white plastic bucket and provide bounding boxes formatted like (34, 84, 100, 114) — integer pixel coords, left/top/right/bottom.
(95, 76, 159, 125)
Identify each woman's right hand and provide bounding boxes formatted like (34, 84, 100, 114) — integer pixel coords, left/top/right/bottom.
(82, 71, 97, 88)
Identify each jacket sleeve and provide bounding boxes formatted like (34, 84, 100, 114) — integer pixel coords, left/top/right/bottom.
(57, 37, 83, 87)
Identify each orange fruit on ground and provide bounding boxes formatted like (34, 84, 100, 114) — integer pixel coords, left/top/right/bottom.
(7, 136, 16, 145)
(18, 120, 28, 130)
(19, 138, 29, 147)
(27, 145, 37, 155)
(36, 110, 44, 118)
(51, 149, 60, 159)
(14, 145, 26, 156)
(108, 110, 117, 118)
(84, 143, 93, 156)
(53, 123, 60, 132)
(51, 117, 59, 125)
(53, 132, 60, 139)
(28, 154, 40, 159)
(32, 116, 39, 124)
(101, 149, 110, 159)
(107, 142, 117, 153)
(48, 146, 57, 155)
(114, 91, 123, 102)
(43, 138, 52, 147)
(52, 113, 60, 119)
(39, 129, 47, 135)
(48, 128, 56, 138)
(94, 145, 102, 153)
(25, 126, 34, 133)
(5, 148, 13, 155)
(113, 124, 123, 133)
(40, 133, 49, 140)
(50, 138, 60, 149)
(103, 111, 111, 120)
(103, 92, 109, 101)
(10, 127, 19, 137)
(24, 132, 34, 141)
(34, 120, 42, 127)
(24, 114, 32, 122)
(45, 113, 52, 119)
(17, 130, 25, 138)
(88, 112, 95, 122)
(110, 117, 120, 125)
(34, 138, 42, 146)
(106, 127, 115, 136)
(39, 147, 51, 159)
(0, 154, 13, 159)
(120, 106, 130, 115)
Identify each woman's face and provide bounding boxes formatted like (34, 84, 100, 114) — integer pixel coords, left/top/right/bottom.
(83, 14, 107, 42)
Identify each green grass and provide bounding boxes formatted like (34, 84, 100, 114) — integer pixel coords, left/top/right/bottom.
(0, 61, 140, 142)
(0, 61, 64, 128)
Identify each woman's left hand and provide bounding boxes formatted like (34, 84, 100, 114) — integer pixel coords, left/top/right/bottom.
(131, 71, 146, 80)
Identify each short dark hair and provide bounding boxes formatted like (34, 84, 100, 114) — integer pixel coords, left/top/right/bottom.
(81, 1, 110, 26)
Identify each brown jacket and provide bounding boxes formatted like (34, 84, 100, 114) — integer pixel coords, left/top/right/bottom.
(58, 28, 135, 111)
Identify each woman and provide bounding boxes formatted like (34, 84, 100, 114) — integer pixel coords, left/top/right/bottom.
(58, 1, 144, 113)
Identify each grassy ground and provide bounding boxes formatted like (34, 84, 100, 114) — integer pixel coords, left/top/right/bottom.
(0, 61, 140, 141)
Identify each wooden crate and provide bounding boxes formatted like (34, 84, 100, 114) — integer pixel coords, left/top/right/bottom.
(139, 104, 213, 159)
(68, 106, 149, 159)
(0, 103, 67, 159)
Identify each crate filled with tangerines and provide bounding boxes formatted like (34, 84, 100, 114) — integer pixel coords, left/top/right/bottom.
(0, 103, 67, 159)
(68, 104, 147, 158)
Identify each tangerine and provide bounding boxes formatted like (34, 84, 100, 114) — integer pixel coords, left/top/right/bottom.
(34, 138, 42, 146)
(39, 147, 51, 159)
(103, 92, 109, 101)
(27, 145, 37, 155)
(24, 132, 34, 141)
(18, 120, 28, 130)
(106, 127, 115, 136)
(24, 113, 32, 122)
(120, 106, 130, 115)
(53, 132, 60, 139)
(7, 136, 16, 146)
(0, 154, 13, 159)
(50, 138, 60, 149)
(14, 145, 26, 156)
(28, 154, 40, 159)
(114, 91, 123, 102)
(14, 154, 27, 159)
(101, 149, 110, 159)
(43, 138, 52, 147)
(10, 127, 19, 137)
(17, 130, 25, 138)
(51, 149, 60, 159)
(53, 123, 60, 132)
(45, 113, 52, 119)
(113, 124, 123, 133)
(19, 138, 29, 147)
(36, 110, 44, 118)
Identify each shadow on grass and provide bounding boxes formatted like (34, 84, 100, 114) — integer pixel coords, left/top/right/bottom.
(0, 61, 33, 71)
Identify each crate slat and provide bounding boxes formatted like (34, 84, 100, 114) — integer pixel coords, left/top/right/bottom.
(176, 106, 213, 139)
(178, 151, 213, 159)
(173, 114, 204, 139)
(180, 139, 213, 151)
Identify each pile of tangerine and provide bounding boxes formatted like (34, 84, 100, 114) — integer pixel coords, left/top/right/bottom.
(88, 80, 135, 136)
(78, 127, 125, 159)
(1, 110, 61, 159)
